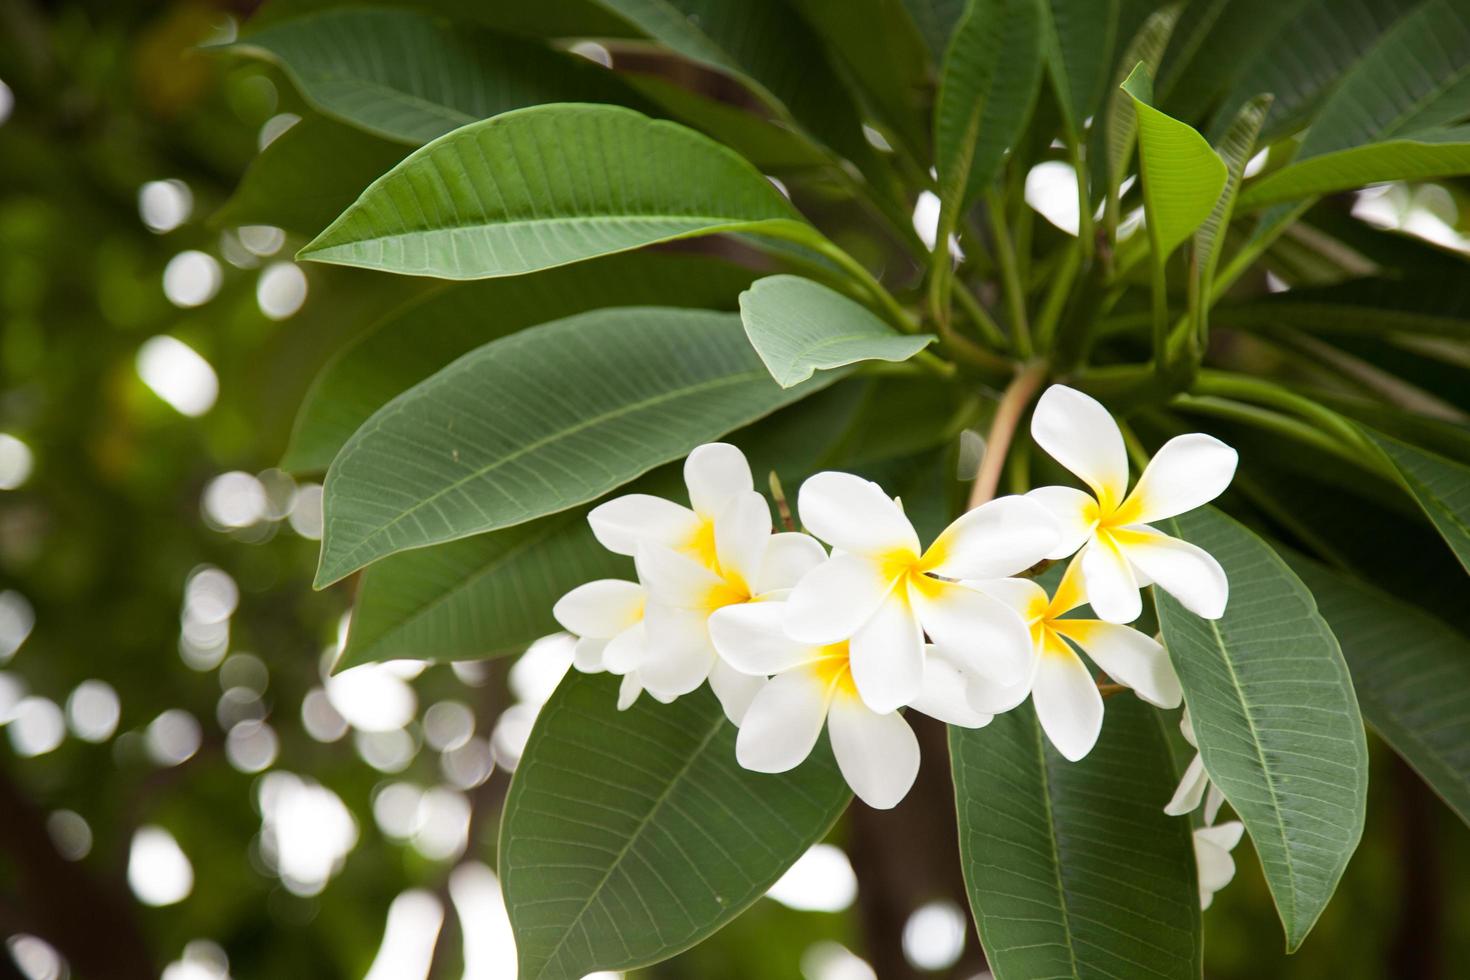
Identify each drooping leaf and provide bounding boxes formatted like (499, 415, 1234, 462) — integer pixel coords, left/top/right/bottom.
(1287, 555, 1470, 828)
(234, 6, 642, 146)
(1239, 127, 1470, 208)
(950, 696, 1201, 980)
(933, 0, 1045, 216)
(1155, 507, 1368, 951)
(282, 253, 759, 473)
(1121, 64, 1228, 261)
(298, 104, 817, 280)
(501, 671, 850, 980)
(1363, 427, 1470, 574)
(315, 307, 840, 586)
(211, 114, 409, 237)
(738, 275, 934, 388)
(1102, 4, 1183, 204)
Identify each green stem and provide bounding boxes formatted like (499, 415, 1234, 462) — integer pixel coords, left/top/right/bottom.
(952, 280, 1010, 350)
(1033, 242, 1081, 350)
(985, 187, 1032, 356)
(1067, 139, 1095, 262)
(1191, 370, 1381, 464)
(969, 360, 1049, 508)
(1171, 394, 1369, 469)
(803, 234, 918, 334)
(1150, 258, 1169, 374)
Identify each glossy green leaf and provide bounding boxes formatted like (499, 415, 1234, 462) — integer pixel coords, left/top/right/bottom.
(1103, 4, 1182, 200)
(211, 115, 409, 237)
(951, 696, 1201, 980)
(501, 671, 850, 980)
(299, 104, 815, 280)
(1240, 127, 1470, 208)
(235, 7, 642, 146)
(1121, 64, 1228, 262)
(933, 0, 1045, 215)
(1364, 427, 1470, 574)
(1287, 555, 1470, 828)
(315, 307, 838, 586)
(1155, 507, 1368, 951)
(738, 275, 934, 388)
(282, 253, 758, 473)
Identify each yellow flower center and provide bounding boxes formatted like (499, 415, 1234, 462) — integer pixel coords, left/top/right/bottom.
(684, 518, 719, 569)
(811, 643, 858, 699)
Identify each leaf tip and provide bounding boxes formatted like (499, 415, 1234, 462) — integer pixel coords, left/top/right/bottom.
(1121, 62, 1154, 103)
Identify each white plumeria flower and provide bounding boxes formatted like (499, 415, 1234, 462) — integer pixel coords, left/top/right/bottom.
(1028, 384, 1238, 624)
(783, 472, 1058, 714)
(1194, 820, 1245, 910)
(968, 555, 1182, 761)
(1165, 706, 1226, 822)
(710, 603, 989, 808)
(551, 579, 656, 711)
(634, 489, 827, 722)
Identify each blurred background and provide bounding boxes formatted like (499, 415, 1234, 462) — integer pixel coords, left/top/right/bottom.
(2, 2, 1469, 978)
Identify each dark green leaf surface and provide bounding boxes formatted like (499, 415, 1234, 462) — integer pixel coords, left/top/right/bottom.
(316, 308, 838, 586)
(1218, 277, 1470, 341)
(1102, 4, 1182, 201)
(236, 6, 639, 145)
(1156, 507, 1367, 951)
(1240, 127, 1470, 207)
(501, 671, 850, 980)
(1365, 427, 1470, 574)
(299, 104, 813, 280)
(951, 696, 1201, 980)
(738, 275, 934, 388)
(282, 253, 758, 473)
(1287, 555, 1470, 828)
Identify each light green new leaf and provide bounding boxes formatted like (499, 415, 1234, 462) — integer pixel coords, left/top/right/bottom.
(315, 307, 839, 586)
(933, 0, 1045, 216)
(1155, 507, 1367, 951)
(1364, 427, 1470, 575)
(1102, 4, 1181, 203)
(1288, 555, 1470, 828)
(951, 696, 1201, 980)
(1240, 127, 1470, 208)
(299, 104, 815, 280)
(1121, 64, 1228, 263)
(211, 114, 409, 237)
(738, 276, 934, 388)
(234, 7, 641, 146)
(282, 253, 758, 473)
(501, 671, 850, 980)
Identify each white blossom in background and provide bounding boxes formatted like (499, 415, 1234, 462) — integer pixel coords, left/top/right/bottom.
(1194, 821, 1245, 909)
(1028, 384, 1237, 624)
(783, 472, 1057, 712)
(1165, 707, 1225, 822)
(969, 557, 1181, 761)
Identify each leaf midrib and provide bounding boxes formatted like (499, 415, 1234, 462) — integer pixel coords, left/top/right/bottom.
(1030, 714, 1084, 980)
(311, 212, 802, 248)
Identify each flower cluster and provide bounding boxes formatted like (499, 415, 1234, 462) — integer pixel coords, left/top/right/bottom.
(552, 385, 1237, 809)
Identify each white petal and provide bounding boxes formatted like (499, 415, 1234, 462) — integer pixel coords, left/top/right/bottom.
(1194, 833, 1240, 895)
(735, 669, 831, 773)
(573, 636, 609, 673)
(1050, 619, 1182, 708)
(1196, 819, 1244, 852)
(925, 495, 1060, 578)
(588, 494, 700, 556)
(1026, 485, 1098, 560)
(1079, 534, 1142, 624)
(1164, 753, 1208, 816)
(1113, 527, 1229, 620)
(910, 579, 1031, 685)
(552, 579, 645, 639)
(639, 603, 715, 698)
(708, 601, 821, 676)
(1030, 385, 1129, 509)
(847, 590, 925, 713)
(754, 532, 827, 593)
(715, 491, 773, 590)
(965, 576, 1051, 622)
(617, 672, 644, 710)
(709, 659, 763, 724)
(796, 471, 920, 557)
(910, 646, 993, 728)
(784, 553, 895, 644)
(601, 623, 648, 674)
(685, 442, 753, 519)
(1205, 783, 1227, 825)
(1032, 636, 1104, 761)
(1120, 433, 1237, 525)
(826, 696, 920, 809)
(967, 648, 1039, 715)
(634, 544, 730, 610)
(1180, 705, 1198, 748)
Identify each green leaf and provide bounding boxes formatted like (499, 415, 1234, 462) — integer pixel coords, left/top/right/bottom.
(1043, 0, 1156, 142)
(282, 253, 758, 473)
(1155, 507, 1368, 951)
(1239, 127, 1470, 208)
(950, 696, 1201, 980)
(1363, 427, 1470, 575)
(1193, 94, 1271, 336)
(315, 307, 838, 586)
(1287, 555, 1470, 828)
(1121, 64, 1228, 262)
(298, 104, 814, 280)
(902, 0, 969, 59)
(501, 671, 850, 980)
(234, 6, 640, 146)
(211, 114, 409, 237)
(1218, 277, 1470, 342)
(1102, 4, 1182, 203)
(738, 275, 934, 388)
(933, 0, 1045, 216)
